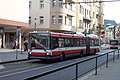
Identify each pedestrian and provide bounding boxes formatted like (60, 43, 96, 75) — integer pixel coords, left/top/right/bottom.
(13, 42, 16, 49)
(24, 39, 28, 52)
(12, 39, 18, 49)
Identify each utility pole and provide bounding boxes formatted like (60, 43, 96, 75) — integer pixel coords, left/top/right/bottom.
(34, 18, 37, 32)
(114, 26, 115, 39)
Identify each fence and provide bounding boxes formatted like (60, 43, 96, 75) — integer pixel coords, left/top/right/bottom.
(24, 49, 119, 80)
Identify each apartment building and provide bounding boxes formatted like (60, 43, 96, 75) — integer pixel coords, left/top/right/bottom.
(29, 0, 104, 36)
(104, 19, 117, 43)
(95, 1, 104, 37)
(115, 23, 120, 44)
(29, 0, 76, 33)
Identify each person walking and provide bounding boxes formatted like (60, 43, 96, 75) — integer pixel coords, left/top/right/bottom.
(24, 39, 28, 52)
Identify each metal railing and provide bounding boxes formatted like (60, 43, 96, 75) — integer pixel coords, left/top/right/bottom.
(24, 49, 119, 80)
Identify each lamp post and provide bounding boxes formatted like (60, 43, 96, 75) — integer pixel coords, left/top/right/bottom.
(34, 18, 37, 32)
(114, 26, 115, 39)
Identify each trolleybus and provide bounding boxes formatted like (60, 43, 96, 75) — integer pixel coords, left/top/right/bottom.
(28, 32, 100, 61)
(110, 39, 119, 49)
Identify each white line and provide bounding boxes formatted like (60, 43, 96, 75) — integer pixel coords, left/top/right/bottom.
(0, 60, 5, 69)
(0, 65, 5, 69)
(0, 64, 39, 74)
(0, 64, 53, 78)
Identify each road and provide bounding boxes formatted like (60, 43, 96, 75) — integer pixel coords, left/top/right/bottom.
(0, 49, 118, 80)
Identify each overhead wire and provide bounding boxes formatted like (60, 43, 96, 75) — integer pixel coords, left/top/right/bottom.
(63, 0, 120, 4)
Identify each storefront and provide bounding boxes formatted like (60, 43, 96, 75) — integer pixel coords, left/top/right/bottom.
(0, 18, 28, 49)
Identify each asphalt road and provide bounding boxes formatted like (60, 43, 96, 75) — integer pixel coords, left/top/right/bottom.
(0, 49, 118, 80)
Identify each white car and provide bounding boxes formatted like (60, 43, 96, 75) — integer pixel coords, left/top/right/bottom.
(101, 44, 110, 50)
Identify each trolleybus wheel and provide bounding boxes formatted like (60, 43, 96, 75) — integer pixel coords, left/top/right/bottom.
(60, 53, 65, 61)
(94, 49, 96, 55)
(80, 50, 83, 57)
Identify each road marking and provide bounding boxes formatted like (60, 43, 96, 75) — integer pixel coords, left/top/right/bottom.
(0, 64, 39, 74)
(0, 64, 53, 78)
(0, 60, 5, 69)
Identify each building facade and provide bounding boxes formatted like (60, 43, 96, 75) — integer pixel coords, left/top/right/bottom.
(116, 23, 120, 44)
(29, 0, 76, 33)
(29, 0, 104, 36)
(104, 19, 117, 43)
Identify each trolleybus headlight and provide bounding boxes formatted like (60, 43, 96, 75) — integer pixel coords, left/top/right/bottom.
(29, 52, 31, 54)
(46, 52, 52, 55)
(46, 52, 50, 55)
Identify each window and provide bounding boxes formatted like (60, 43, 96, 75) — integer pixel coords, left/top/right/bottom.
(68, 3, 72, 10)
(29, 17, 31, 24)
(58, 16, 62, 24)
(52, 16, 56, 24)
(52, 0, 56, 7)
(39, 16, 44, 24)
(9, 33, 14, 42)
(65, 16, 67, 25)
(80, 5, 82, 13)
(79, 20, 83, 28)
(30, 33, 50, 49)
(40, 0, 44, 9)
(79, 39, 83, 46)
(64, 38, 71, 47)
(85, 9, 86, 17)
(59, 0, 63, 8)
(29, 1, 31, 10)
(83, 7, 84, 15)
(74, 39, 80, 47)
(93, 12, 95, 18)
(68, 18, 72, 26)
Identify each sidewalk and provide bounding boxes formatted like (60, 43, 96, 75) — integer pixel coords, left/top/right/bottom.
(0, 48, 24, 52)
(1, 48, 120, 80)
(0, 48, 28, 62)
(80, 58, 120, 80)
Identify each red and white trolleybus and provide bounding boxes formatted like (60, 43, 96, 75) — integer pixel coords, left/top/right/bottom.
(28, 32, 100, 60)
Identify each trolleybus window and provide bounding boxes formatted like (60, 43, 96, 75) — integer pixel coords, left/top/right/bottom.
(64, 38, 71, 47)
(95, 40, 99, 46)
(30, 33, 50, 50)
(109, 39, 118, 49)
(110, 40, 118, 45)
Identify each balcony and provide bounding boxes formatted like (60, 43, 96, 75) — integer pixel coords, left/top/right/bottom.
(83, 15, 91, 22)
(50, 24, 74, 31)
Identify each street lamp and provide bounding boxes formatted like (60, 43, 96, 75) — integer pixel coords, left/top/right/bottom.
(34, 18, 37, 32)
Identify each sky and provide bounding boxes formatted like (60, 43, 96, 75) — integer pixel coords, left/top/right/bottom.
(0, 0, 29, 23)
(0, 0, 119, 24)
(104, 1, 120, 23)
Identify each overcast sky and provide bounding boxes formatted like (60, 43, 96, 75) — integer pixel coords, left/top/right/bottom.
(0, 0, 29, 23)
(0, 0, 119, 24)
(104, 1, 120, 23)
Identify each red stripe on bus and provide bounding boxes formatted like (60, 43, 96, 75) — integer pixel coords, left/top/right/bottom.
(31, 52, 46, 56)
(51, 33, 85, 38)
(90, 38, 99, 40)
(52, 51, 62, 55)
(52, 49, 86, 55)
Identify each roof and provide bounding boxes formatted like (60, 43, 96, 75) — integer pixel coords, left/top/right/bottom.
(87, 34, 99, 39)
(104, 19, 117, 27)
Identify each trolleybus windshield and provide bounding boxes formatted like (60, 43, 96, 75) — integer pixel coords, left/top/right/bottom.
(29, 33, 50, 50)
(110, 40, 118, 45)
